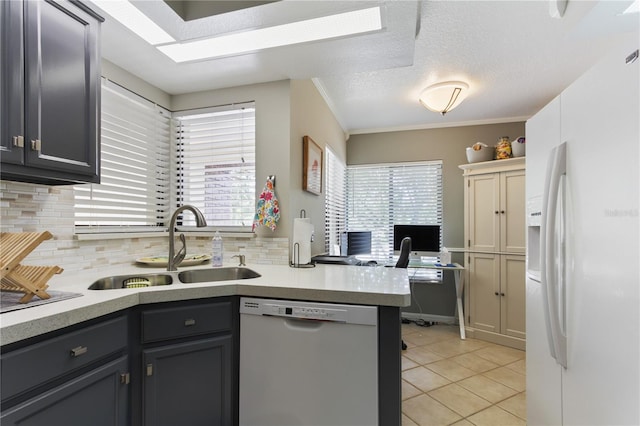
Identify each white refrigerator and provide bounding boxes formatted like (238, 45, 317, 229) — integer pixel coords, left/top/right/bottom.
(525, 32, 639, 425)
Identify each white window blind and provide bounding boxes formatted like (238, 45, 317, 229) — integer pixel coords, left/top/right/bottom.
(324, 147, 346, 253)
(74, 78, 171, 231)
(347, 161, 443, 280)
(173, 103, 256, 230)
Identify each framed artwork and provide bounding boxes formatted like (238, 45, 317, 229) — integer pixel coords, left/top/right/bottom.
(303, 135, 323, 195)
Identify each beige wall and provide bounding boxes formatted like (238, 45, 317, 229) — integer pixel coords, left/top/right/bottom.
(170, 78, 349, 256)
(171, 80, 294, 241)
(347, 122, 526, 250)
(290, 79, 348, 255)
(101, 63, 298, 248)
(347, 122, 525, 317)
(101, 59, 171, 109)
(100, 74, 350, 256)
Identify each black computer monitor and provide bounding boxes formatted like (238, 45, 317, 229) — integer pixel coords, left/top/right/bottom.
(393, 224, 440, 258)
(340, 231, 372, 256)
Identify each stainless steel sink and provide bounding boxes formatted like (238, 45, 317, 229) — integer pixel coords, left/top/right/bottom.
(178, 267, 261, 284)
(89, 274, 173, 290)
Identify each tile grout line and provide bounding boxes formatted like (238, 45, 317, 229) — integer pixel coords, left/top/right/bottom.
(401, 324, 526, 426)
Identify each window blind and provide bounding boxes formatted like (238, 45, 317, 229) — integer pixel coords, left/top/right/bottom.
(74, 78, 171, 231)
(324, 147, 346, 253)
(347, 161, 443, 280)
(173, 103, 256, 230)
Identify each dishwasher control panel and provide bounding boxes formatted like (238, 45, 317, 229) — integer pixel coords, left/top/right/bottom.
(264, 304, 348, 322)
(240, 297, 378, 326)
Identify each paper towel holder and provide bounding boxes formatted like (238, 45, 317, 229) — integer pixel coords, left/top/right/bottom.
(290, 242, 316, 268)
(297, 210, 314, 243)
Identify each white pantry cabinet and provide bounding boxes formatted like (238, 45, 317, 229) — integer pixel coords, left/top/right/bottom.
(460, 157, 526, 349)
(467, 252, 525, 340)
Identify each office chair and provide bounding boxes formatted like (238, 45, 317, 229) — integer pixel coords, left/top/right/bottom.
(395, 237, 411, 269)
(396, 237, 411, 350)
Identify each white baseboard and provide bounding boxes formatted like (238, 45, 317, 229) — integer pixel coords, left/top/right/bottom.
(401, 312, 457, 325)
(465, 328, 526, 350)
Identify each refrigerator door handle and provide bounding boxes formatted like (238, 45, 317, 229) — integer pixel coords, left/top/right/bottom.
(541, 142, 568, 368)
(526, 271, 541, 283)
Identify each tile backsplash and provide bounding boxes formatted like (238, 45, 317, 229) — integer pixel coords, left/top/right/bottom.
(1, 181, 289, 274)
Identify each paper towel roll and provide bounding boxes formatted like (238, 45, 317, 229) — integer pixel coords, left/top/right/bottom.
(292, 218, 314, 264)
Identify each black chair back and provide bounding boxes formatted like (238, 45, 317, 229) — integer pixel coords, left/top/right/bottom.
(395, 237, 411, 269)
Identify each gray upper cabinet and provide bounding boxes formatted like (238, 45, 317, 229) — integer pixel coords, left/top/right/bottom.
(0, 0, 103, 185)
(0, 0, 24, 167)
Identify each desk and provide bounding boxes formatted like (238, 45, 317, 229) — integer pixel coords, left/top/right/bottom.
(407, 261, 466, 339)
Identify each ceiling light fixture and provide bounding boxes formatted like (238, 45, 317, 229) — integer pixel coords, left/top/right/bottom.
(92, 0, 175, 45)
(157, 6, 382, 63)
(418, 81, 469, 116)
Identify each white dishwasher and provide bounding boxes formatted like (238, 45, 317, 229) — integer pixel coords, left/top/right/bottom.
(239, 297, 378, 426)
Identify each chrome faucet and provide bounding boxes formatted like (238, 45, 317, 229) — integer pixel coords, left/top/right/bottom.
(167, 205, 207, 271)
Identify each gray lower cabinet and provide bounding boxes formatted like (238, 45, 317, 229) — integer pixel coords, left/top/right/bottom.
(1, 356, 129, 426)
(0, 298, 398, 425)
(0, 314, 130, 426)
(0, 0, 103, 185)
(134, 298, 236, 426)
(143, 336, 232, 426)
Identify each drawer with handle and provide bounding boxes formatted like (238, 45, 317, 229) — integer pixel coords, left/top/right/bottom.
(141, 301, 231, 343)
(1, 315, 128, 401)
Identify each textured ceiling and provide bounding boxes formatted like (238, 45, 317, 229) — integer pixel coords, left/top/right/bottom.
(92, 0, 639, 134)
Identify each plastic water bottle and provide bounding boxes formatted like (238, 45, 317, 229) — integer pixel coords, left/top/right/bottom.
(212, 231, 223, 267)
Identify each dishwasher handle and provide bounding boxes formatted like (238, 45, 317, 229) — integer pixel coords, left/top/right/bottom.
(284, 317, 325, 330)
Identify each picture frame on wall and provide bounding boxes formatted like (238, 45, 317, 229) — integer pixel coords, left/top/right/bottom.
(303, 135, 323, 195)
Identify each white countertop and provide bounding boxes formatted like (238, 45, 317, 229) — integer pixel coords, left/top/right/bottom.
(0, 262, 410, 346)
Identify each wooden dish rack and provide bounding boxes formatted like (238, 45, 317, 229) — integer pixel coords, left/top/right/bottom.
(1, 232, 63, 303)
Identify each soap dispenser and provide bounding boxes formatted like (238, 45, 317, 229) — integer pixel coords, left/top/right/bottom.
(212, 231, 223, 267)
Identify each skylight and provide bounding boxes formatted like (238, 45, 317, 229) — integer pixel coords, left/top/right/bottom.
(92, 0, 175, 45)
(92, 1, 383, 63)
(156, 6, 383, 63)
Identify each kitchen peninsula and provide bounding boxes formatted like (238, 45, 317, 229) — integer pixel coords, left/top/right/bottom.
(0, 263, 410, 425)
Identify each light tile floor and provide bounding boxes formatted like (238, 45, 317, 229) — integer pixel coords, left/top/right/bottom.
(401, 323, 526, 426)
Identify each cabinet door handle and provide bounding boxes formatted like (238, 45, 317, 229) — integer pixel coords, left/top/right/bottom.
(12, 136, 24, 147)
(70, 346, 88, 357)
(184, 318, 196, 327)
(120, 373, 130, 385)
(500, 210, 506, 214)
(494, 292, 499, 296)
(31, 139, 42, 152)
(495, 210, 499, 214)
(500, 292, 505, 296)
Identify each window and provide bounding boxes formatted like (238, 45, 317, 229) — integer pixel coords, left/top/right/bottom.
(74, 78, 171, 232)
(324, 147, 346, 253)
(173, 103, 256, 230)
(346, 161, 443, 280)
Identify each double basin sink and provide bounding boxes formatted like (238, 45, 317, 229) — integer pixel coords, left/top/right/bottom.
(89, 267, 261, 290)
